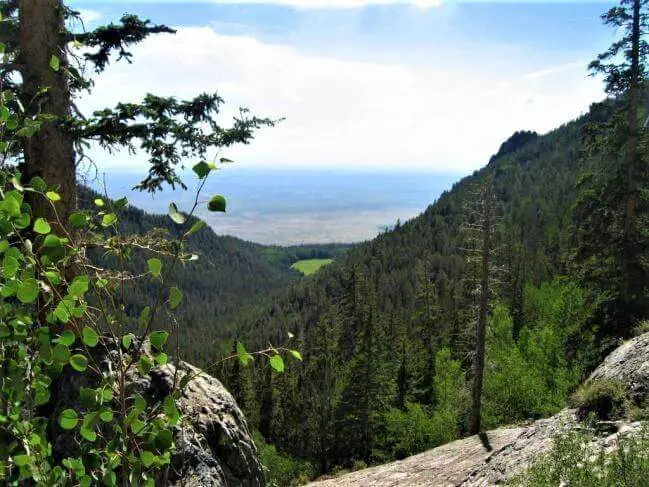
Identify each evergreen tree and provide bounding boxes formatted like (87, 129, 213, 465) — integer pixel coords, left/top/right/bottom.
(574, 0, 649, 337)
(0, 0, 272, 224)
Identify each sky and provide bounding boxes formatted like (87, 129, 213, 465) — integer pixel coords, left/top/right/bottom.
(68, 0, 614, 177)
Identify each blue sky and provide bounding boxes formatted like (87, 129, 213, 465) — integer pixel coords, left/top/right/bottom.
(69, 1, 614, 175)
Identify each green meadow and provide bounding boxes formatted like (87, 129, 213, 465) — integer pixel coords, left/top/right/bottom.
(291, 259, 334, 276)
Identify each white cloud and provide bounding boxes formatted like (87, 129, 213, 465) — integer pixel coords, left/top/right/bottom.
(77, 9, 102, 23)
(80, 26, 604, 174)
(212, 0, 443, 8)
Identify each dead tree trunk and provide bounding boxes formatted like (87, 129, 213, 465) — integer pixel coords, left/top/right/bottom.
(469, 181, 493, 436)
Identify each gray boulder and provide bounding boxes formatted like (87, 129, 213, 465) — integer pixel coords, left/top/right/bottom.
(51, 344, 265, 487)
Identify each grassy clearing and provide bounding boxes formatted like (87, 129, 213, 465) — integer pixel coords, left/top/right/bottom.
(291, 259, 334, 276)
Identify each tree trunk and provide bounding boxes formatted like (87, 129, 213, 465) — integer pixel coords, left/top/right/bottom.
(18, 0, 76, 226)
(469, 182, 492, 436)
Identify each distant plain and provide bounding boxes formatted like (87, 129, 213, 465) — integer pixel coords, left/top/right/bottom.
(92, 167, 459, 245)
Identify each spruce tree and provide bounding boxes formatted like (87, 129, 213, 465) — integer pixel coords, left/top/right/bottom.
(574, 0, 649, 337)
(0, 0, 272, 225)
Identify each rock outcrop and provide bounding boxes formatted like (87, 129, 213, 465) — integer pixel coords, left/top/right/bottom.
(308, 333, 649, 487)
(51, 343, 265, 487)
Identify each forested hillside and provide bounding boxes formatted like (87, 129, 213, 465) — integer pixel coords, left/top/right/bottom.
(79, 188, 349, 365)
(217, 103, 617, 481)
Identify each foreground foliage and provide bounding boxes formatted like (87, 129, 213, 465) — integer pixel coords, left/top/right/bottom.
(516, 425, 649, 487)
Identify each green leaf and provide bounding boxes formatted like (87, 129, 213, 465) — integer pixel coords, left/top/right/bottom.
(33, 217, 51, 234)
(163, 396, 180, 426)
(138, 355, 153, 375)
(101, 213, 118, 227)
(187, 220, 206, 236)
(122, 333, 134, 349)
(49, 54, 60, 71)
(149, 331, 169, 350)
(93, 198, 104, 207)
(169, 287, 183, 309)
(155, 429, 173, 450)
(17, 278, 39, 304)
(82, 327, 99, 347)
(236, 341, 253, 366)
(80, 426, 96, 442)
(140, 451, 155, 468)
(43, 234, 62, 248)
(155, 352, 168, 365)
(69, 354, 88, 372)
(3, 254, 19, 278)
(69, 212, 88, 228)
(10, 175, 23, 191)
(13, 454, 30, 466)
(46, 191, 61, 202)
(192, 161, 214, 179)
(99, 407, 113, 423)
(134, 394, 147, 413)
(147, 258, 162, 277)
(269, 354, 285, 373)
(168, 203, 186, 225)
(30, 176, 47, 192)
(68, 275, 89, 297)
(290, 350, 303, 361)
(114, 197, 128, 209)
(59, 409, 78, 430)
(59, 330, 76, 346)
(207, 195, 227, 212)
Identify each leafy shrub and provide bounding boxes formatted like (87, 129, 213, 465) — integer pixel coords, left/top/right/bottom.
(515, 425, 649, 486)
(254, 432, 314, 487)
(570, 379, 628, 421)
(632, 320, 649, 337)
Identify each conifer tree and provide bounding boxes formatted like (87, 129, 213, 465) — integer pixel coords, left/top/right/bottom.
(0, 0, 272, 224)
(463, 176, 498, 435)
(574, 0, 649, 337)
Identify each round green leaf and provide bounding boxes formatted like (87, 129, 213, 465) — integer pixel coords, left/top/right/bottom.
(101, 213, 118, 227)
(122, 333, 134, 349)
(68, 212, 88, 228)
(207, 195, 227, 212)
(3, 254, 19, 278)
(58, 330, 76, 346)
(33, 217, 51, 234)
(13, 454, 30, 466)
(69, 354, 88, 372)
(46, 191, 61, 202)
(149, 331, 169, 350)
(17, 278, 39, 304)
(43, 234, 62, 248)
(269, 354, 285, 373)
(30, 176, 47, 192)
(68, 275, 89, 297)
(147, 258, 162, 277)
(140, 451, 155, 468)
(80, 426, 96, 442)
(99, 407, 113, 423)
(82, 327, 99, 347)
(59, 409, 78, 430)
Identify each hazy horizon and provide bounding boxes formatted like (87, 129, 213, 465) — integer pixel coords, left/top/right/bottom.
(89, 167, 459, 245)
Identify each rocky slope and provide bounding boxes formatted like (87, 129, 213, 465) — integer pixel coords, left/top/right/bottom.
(52, 342, 265, 487)
(307, 333, 649, 487)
